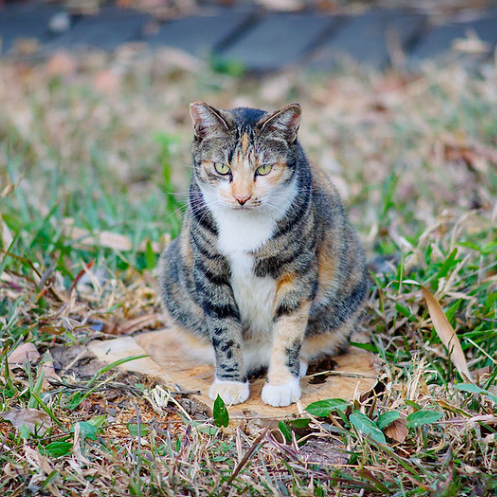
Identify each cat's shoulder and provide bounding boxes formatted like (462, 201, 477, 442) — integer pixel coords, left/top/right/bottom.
(309, 163, 343, 207)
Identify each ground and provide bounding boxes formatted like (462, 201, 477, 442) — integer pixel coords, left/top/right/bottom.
(0, 48, 496, 496)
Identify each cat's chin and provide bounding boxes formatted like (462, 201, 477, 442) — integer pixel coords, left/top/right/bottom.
(231, 205, 258, 211)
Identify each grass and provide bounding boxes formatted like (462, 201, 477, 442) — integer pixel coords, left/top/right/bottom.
(1, 50, 496, 496)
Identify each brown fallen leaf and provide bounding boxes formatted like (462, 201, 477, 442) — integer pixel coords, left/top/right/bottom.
(421, 286, 472, 382)
(94, 70, 121, 94)
(1, 408, 52, 436)
(8, 342, 40, 367)
(63, 219, 165, 253)
(384, 418, 408, 443)
(46, 51, 76, 77)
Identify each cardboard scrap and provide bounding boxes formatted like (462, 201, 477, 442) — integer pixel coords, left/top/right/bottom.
(88, 326, 378, 419)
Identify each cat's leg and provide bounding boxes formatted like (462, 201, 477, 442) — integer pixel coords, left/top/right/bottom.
(262, 298, 312, 407)
(208, 316, 249, 404)
(194, 263, 249, 405)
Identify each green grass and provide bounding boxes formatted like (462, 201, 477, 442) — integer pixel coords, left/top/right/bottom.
(1, 54, 497, 496)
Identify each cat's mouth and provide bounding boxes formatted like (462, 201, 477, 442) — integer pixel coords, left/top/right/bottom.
(230, 203, 260, 211)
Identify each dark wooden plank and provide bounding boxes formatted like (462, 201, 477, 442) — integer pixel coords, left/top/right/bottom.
(219, 13, 337, 71)
(0, 3, 64, 54)
(147, 9, 254, 57)
(46, 7, 151, 51)
(310, 9, 426, 70)
(409, 13, 497, 65)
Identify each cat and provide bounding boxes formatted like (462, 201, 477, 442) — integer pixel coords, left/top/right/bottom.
(159, 102, 367, 407)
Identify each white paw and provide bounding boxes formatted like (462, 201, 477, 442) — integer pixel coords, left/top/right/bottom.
(299, 360, 308, 378)
(261, 378, 301, 407)
(209, 379, 250, 405)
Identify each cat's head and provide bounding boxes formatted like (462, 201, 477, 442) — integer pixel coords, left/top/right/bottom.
(190, 102, 301, 211)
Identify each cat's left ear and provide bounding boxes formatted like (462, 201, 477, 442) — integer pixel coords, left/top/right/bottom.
(190, 102, 232, 141)
(256, 103, 301, 144)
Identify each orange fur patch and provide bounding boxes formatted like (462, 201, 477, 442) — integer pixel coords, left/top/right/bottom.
(231, 175, 253, 200)
(301, 320, 354, 360)
(263, 162, 287, 187)
(180, 220, 194, 267)
(241, 133, 249, 153)
(276, 272, 296, 294)
(316, 249, 338, 301)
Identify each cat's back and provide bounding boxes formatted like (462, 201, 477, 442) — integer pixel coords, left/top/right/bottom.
(306, 162, 368, 337)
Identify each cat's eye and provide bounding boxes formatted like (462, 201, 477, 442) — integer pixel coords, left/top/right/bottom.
(214, 162, 230, 175)
(256, 164, 273, 176)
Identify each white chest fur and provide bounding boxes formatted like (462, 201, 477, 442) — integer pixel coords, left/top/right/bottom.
(213, 208, 277, 336)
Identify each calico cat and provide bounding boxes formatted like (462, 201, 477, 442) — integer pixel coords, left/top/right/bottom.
(159, 102, 367, 407)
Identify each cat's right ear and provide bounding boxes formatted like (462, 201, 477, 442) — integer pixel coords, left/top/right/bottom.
(190, 102, 231, 140)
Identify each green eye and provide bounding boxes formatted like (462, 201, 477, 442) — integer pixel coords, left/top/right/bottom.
(214, 162, 230, 175)
(256, 164, 273, 176)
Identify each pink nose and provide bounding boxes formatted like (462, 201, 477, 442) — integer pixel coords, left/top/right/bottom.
(234, 195, 251, 205)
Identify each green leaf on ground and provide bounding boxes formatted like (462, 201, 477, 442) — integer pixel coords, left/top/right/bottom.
(71, 421, 100, 440)
(42, 441, 73, 458)
(306, 398, 348, 417)
(127, 423, 150, 437)
(213, 395, 229, 428)
(288, 418, 310, 429)
(406, 410, 442, 428)
(279, 421, 293, 442)
(377, 411, 401, 430)
(349, 411, 386, 444)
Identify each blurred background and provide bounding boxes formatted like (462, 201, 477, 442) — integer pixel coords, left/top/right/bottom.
(2, 0, 497, 69)
(1, 2, 497, 494)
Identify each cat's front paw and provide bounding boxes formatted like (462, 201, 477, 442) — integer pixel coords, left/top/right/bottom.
(261, 378, 301, 407)
(209, 379, 250, 405)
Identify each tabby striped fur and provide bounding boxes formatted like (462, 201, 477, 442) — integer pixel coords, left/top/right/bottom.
(159, 102, 367, 407)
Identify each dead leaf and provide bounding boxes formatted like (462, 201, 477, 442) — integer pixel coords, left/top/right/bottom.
(94, 70, 121, 94)
(384, 418, 408, 443)
(63, 219, 164, 253)
(24, 445, 54, 475)
(421, 286, 472, 382)
(1, 408, 52, 436)
(46, 51, 76, 77)
(8, 342, 40, 367)
(444, 143, 488, 174)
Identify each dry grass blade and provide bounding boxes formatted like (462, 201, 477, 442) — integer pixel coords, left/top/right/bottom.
(421, 286, 472, 382)
(223, 429, 267, 489)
